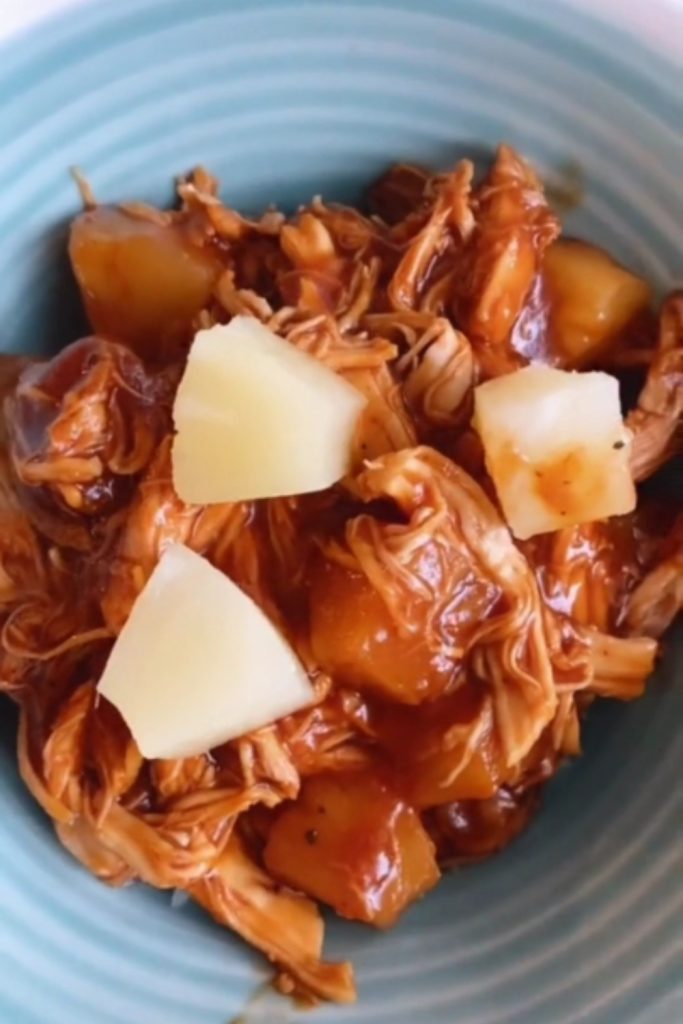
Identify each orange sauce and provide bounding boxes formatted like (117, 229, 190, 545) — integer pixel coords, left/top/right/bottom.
(533, 446, 606, 522)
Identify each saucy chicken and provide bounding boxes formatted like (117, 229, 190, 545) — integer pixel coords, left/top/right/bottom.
(0, 145, 681, 1006)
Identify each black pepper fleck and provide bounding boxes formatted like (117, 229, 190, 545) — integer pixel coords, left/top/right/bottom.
(305, 829, 319, 845)
(613, 440, 625, 450)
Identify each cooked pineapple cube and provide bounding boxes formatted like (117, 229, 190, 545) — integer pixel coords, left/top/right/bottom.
(544, 240, 651, 365)
(97, 544, 314, 759)
(264, 772, 440, 928)
(70, 206, 223, 363)
(472, 365, 635, 540)
(172, 318, 366, 504)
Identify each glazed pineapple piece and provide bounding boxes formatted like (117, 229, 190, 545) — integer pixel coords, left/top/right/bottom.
(544, 239, 651, 366)
(473, 364, 636, 539)
(264, 772, 440, 928)
(70, 205, 223, 362)
(171, 319, 366, 504)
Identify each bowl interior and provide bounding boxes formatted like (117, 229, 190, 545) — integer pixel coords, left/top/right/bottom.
(0, 2, 680, 1023)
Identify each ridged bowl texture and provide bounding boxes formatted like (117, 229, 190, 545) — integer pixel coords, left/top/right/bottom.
(0, 2, 680, 1023)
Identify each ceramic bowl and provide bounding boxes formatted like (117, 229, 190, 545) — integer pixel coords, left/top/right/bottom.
(0, 2, 680, 1022)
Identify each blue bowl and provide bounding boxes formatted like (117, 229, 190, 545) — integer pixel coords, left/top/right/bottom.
(0, 3, 680, 1023)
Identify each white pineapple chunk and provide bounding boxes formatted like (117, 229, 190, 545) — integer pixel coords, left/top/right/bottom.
(172, 317, 366, 504)
(97, 544, 314, 759)
(472, 365, 635, 540)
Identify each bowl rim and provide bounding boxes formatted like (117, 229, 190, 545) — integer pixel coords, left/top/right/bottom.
(1, 0, 682, 58)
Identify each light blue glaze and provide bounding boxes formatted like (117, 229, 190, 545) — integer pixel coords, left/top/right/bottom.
(0, 2, 680, 1022)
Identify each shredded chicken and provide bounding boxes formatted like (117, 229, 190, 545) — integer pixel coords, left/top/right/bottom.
(522, 517, 645, 633)
(453, 145, 560, 352)
(56, 815, 135, 886)
(6, 338, 170, 550)
(398, 318, 474, 428)
(628, 292, 683, 481)
(191, 835, 355, 1004)
(100, 438, 253, 632)
(580, 629, 658, 700)
(387, 160, 475, 311)
(367, 312, 475, 431)
(0, 357, 45, 610)
(625, 515, 683, 638)
(0, 145, 679, 1009)
(318, 447, 557, 764)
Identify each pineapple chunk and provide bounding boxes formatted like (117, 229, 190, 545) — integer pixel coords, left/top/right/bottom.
(264, 772, 440, 928)
(97, 544, 314, 759)
(472, 365, 635, 540)
(172, 318, 366, 504)
(544, 240, 651, 365)
(70, 206, 223, 363)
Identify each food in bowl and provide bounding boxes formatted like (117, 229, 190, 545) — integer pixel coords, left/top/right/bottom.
(0, 144, 680, 1006)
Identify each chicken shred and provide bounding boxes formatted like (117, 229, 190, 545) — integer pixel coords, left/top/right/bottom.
(627, 292, 683, 481)
(191, 835, 355, 1004)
